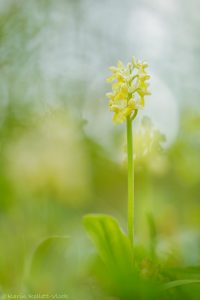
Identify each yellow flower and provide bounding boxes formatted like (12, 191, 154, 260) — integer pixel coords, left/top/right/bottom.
(106, 57, 151, 124)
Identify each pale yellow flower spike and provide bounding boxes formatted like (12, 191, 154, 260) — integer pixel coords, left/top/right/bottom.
(106, 57, 151, 124)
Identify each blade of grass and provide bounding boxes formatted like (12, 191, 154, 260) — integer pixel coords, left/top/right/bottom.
(164, 279, 200, 290)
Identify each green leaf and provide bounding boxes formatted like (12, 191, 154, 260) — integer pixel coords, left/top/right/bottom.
(164, 279, 200, 290)
(83, 214, 133, 275)
(166, 266, 200, 279)
(24, 235, 69, 282)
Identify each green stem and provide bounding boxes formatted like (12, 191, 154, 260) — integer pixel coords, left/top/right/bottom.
(127, 116, 134, 246)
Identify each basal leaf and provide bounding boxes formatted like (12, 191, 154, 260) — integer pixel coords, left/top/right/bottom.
(83, 214, 133, 275)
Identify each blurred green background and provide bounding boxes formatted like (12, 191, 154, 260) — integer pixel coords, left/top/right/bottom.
(0, 0, 199, 298)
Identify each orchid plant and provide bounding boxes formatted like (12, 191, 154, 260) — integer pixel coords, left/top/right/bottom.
(83, 57, 200, 298)
(106, 57, 150, 246)
(83, 57, 150, 265)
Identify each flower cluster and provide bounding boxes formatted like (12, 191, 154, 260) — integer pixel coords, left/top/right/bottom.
(106, 57, 151, 124)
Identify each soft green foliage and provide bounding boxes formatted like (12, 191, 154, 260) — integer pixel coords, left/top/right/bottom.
(83, 214, 132, 274)
(164, 279, 200, 290)
(83, 215, 162, 300)
(25, 236, 69, 292)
